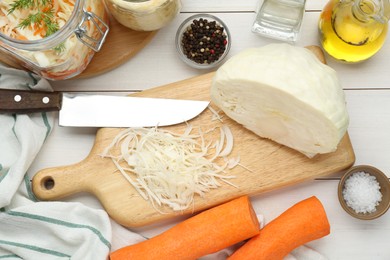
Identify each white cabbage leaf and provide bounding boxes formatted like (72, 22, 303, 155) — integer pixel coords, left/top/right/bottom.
(211, 43, 349, 158)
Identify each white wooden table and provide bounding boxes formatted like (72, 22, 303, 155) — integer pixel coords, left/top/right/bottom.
(28, 0, 390, 258)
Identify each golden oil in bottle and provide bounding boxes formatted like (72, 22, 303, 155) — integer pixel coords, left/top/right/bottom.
(319, 0, 388, 62)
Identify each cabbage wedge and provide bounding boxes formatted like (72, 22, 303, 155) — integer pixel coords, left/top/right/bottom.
(211, 44, 349, 158)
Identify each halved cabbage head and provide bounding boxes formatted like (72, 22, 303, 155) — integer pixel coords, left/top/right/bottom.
(210, 44, 349, 158)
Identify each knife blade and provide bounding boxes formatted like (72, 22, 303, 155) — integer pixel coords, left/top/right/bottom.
(0, 89, 209, 128)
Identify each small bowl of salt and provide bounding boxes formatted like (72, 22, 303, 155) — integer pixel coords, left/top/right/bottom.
(338, 165, 390, 220)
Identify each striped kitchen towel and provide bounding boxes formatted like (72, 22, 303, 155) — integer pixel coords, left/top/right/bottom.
(0, 63, 111, 260)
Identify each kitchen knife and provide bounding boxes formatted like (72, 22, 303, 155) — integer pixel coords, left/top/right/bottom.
(0, 89, 209, 127)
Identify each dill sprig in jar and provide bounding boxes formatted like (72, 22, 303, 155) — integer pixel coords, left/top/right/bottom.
(0, 0, 109, 80)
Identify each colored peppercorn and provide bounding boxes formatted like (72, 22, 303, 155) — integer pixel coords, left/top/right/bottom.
(181, 18, 228, 65)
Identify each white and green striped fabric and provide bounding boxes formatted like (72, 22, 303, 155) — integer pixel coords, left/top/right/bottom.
(0, 63, 111, 260)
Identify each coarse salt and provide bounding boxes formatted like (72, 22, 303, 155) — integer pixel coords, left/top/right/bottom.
(342, 171, 382, 214)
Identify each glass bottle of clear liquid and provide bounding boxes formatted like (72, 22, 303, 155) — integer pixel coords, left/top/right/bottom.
(319, 0, 390, 62)
(252, 0, 307, 42)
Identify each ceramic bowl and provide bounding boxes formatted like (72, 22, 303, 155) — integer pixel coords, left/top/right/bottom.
(338, 165, 390, 220)
(175, 14, 231, 69)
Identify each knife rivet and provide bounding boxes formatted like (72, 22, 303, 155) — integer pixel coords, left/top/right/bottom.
(42, 96, 50, 104)
(14, 95, 22, 102)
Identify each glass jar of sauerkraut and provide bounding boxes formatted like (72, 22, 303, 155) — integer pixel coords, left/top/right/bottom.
(0, 0, 109, 80)
(105, 0, 180, 31)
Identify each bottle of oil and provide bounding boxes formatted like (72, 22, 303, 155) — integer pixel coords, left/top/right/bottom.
(319, 0, 390, 62)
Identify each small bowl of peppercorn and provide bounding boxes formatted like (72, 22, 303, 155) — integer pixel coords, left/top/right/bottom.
(175, 14, 231, 69)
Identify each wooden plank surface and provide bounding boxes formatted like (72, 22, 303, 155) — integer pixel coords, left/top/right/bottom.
(23, 1, 390, 258)
(50, 11, 390, 91)
(31, 47, 355, 227)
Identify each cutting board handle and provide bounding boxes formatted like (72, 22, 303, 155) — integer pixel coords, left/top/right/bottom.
(32, 162, 91, 200)
(32, 128, 122, 201)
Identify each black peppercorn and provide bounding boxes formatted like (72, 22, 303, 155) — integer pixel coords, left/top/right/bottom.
(181, 17, 228, 65)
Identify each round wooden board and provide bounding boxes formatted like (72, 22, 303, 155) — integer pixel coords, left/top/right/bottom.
(0, 14, 157, 79)
(77, 15, 157, 79)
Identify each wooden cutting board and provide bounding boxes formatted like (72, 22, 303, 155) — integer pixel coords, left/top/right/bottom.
(32, 46, 355, 227)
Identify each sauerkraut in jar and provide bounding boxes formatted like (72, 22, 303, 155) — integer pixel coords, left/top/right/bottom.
(0, 0, 109, 80)
(105, 0, 180, 31)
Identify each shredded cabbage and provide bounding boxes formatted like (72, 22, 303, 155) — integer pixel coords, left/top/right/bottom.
(101, 125, 238, 212)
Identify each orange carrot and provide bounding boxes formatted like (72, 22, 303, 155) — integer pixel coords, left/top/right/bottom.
(34, 27, 45, 36)
(110, 196, 260, 260)
(228, 196, 330, 260)
(16, 35, 28, 41)
(42, 5, 51, 13)
(63, 0, 75, 6)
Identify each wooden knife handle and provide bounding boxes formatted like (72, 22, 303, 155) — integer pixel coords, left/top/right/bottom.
(0, 89, 62, 113)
